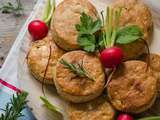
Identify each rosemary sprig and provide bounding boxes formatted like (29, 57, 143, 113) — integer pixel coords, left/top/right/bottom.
(60, 59, 95, 81)
(0, 0, 23, 16)
(0, 91, 28, 120)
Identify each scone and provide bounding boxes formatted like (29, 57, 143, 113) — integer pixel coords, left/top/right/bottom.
(51, 0, 99, 51)
(140, 53, 160, 96)
(54, 50, 105, 103)
(68, 95, 115, 120)
(27, 35, 65, 85)
(107, 60, 157, 113)
(112, 0, 153, 60)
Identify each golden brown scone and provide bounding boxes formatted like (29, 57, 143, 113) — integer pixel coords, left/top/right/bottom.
(54, 50, 105, 103)
(51, 0, 98, 51)
(27, 35, 65, 85)
(107, 60, 157, 114)
(140, 53, 160, 96)
(68, 95, 115, 120)
(112, 0, 153, 60)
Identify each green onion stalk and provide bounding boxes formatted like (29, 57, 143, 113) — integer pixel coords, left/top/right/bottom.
(102, 6, 121, 48)
(42, 0, 56, 26)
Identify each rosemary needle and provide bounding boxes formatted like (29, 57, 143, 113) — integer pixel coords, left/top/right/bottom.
(0, 91, 28, 120)
(60, 59, 95, 81)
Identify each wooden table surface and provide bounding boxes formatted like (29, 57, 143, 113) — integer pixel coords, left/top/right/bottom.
(0, 0, 160, 67)
(0, 0, 36, 66)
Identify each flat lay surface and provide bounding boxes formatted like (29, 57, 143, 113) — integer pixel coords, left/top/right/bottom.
(0, 0, 160, 67)
(0, 0, 36, 66)
(0, 0, 160, 120)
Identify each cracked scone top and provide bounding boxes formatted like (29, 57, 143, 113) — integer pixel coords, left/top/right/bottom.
(107, 60, 157, 113)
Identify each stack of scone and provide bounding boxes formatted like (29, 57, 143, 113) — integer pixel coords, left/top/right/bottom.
(27, 0, 160, 119)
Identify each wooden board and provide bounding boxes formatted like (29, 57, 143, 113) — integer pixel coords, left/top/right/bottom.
(0, 0, 36, 66)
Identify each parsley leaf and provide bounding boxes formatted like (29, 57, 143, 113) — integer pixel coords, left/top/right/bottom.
(116, 25, 143, 44)
(76, 12, 101, 34)
(76, 12, 101, 52)
(77, 34, 96, 52)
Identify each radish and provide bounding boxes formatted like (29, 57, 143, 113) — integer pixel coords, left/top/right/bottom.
(28, 0, 55, 41)
(117, 113, 134, 120)
(28, 20, 48, 40)
(100, 7, 144, 68)
(100, 7, 123, 68)
(100, 47, 123, 68)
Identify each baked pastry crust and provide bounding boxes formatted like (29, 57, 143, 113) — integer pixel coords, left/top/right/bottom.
(27, 35, 65, 85)
(51, 0, 98, 51)
(140, 53, 160, 97)
(107, 60, 157, 113)
(68, 95, 115, 120)
(54, 50, 105, 103)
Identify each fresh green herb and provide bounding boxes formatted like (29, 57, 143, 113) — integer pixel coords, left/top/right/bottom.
(76, 12, 101, 52)
(138, 116, 160, 120)
(77, 34, 96, 52)
(116, 25, 143, 44)
(42, 0, 56, 25)
(101, 7, 122, 48)
(0, 0, 23, 16)
(117, 25, 143, 36)
(60, 59, 95, 81)
(100, 7, 144, 48)
(40, 96, 61, 114)
(76, 12, 101, 34)
(0, 91, 28, 120)
(116, 34, 142, 44)
(76, 7, 144, 53)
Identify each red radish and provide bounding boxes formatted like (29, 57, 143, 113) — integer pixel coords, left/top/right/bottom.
(117, 113, 134, 120)
(100, 47, 123, 68)
(28, 20, 48, 40)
